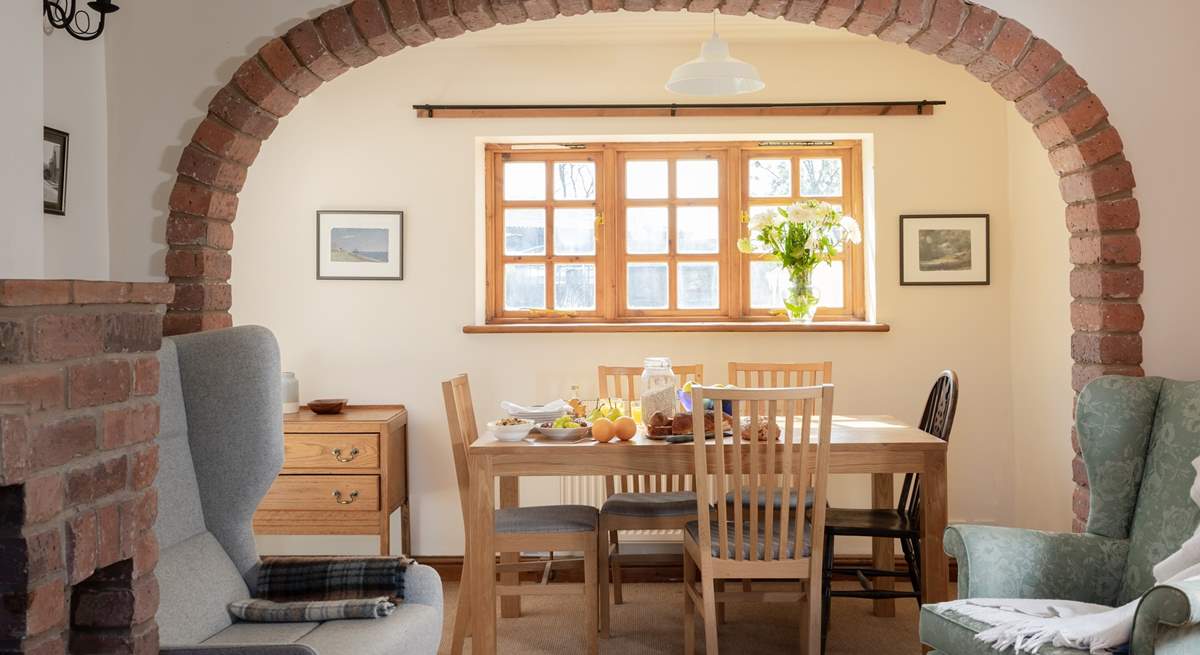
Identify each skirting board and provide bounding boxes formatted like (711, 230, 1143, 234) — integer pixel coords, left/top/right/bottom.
(417, 554, 957, 584)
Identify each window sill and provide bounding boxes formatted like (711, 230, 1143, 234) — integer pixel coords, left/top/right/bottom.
(462, 321, 890, 334)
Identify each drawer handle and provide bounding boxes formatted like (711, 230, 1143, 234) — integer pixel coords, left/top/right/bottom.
(332, 447, 360, 463)
(332, 490, 360, 505)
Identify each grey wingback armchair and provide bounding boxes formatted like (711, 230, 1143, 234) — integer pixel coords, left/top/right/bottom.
(920, 375, 1200, 655)
(154, 326, 443, 654)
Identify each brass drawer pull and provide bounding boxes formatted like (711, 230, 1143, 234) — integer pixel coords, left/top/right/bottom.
(332, 490, 359, 505)
(332, 447, 360, 463)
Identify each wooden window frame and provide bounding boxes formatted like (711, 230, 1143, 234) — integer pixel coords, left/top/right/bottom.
(484, 140, 868, 326)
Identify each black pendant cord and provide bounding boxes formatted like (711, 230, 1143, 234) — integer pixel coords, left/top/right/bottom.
(43, 0, 119, 41)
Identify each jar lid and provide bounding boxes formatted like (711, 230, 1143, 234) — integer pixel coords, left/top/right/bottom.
(643, 356, 672, 368)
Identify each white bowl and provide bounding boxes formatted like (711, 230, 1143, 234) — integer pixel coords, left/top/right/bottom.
(536, 421, 591, 440)
(488, 420, 534, 442)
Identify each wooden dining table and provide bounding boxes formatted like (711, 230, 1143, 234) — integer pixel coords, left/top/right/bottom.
(465, 415, 949, 655)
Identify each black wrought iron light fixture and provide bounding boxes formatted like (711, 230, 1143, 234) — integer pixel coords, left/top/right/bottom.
(43, 0, 119, 41)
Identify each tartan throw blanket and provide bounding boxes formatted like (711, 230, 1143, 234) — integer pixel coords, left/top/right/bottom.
(230, 597, 395, 622)
(256, 556, 413, 603)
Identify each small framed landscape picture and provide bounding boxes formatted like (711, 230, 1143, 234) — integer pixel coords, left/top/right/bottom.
(43, 127, 69, 216)
(900, 214, 990, 286)
(316, 210, 404, 280)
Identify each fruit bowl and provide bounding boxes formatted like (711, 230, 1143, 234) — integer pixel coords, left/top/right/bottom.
(537, 419, 591, 440)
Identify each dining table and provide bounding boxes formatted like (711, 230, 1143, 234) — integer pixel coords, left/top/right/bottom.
(465, 414, 949, 655)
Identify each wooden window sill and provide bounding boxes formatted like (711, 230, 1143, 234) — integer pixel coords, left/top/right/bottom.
(462, 321, 890, 334)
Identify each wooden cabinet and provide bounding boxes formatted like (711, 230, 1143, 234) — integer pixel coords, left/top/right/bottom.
(254, 405, 409, 555)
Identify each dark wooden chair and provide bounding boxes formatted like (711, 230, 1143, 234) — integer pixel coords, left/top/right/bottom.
(820, 370, 958, 644)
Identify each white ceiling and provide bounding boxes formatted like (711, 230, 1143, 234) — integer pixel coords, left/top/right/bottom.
(437, 11, 866, 47)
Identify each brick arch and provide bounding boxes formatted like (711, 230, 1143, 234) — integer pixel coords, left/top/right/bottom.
(162, 0, 1144, 529)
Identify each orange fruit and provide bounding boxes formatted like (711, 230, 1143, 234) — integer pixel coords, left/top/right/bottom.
(592, 418, 615, 443)
(614, 416, 637, 441)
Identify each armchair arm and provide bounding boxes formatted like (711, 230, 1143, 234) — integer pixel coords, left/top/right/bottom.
(1131, 580, 1200, 655)
(946, 524, 1128, 605)
(161, 646, 317, 655)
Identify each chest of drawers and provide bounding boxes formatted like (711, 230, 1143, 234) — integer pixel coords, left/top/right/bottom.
(253, 405, 409, 555)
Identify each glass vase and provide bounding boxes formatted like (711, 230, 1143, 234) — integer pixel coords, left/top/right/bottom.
(785, 268, 821, 323)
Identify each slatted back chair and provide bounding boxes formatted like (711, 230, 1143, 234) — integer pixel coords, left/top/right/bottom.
(900, 370, 958, 524)
(442, 374, 601, 655)
(597, 363, 703, 497)
(728, 361, 833, 388)
(683, 384, 835, 655)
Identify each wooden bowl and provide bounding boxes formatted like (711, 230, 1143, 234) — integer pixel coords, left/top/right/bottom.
(307, 399, 348, 415)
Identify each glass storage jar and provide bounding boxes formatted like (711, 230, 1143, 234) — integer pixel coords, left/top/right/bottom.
(640, 357, 677, 421)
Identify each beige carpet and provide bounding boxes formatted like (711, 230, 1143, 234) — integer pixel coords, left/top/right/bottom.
(438, 581, 944, 654)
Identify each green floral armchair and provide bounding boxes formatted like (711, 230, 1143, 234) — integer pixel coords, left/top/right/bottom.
(919, 376, 1200, 655)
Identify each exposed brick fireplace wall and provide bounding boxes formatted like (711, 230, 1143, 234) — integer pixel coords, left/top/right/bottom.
(0, 280, 172, 655)
(157, 0, 1144, 531)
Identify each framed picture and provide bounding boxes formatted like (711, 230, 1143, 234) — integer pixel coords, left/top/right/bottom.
(316, 210, 404, 280)
(43, 127, 69, 216)
(900, 214, 990, 285)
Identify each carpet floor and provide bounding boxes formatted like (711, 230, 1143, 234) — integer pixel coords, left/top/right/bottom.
(438, 581, 942, 654)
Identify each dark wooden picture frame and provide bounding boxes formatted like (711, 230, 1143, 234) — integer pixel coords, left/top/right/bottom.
(43, 127, 69, 216)
(899, 214, 990, 286)
(316, 210, 405, 280)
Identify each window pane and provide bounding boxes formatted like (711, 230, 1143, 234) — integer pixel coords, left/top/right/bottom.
(800, 158, 843, 197)
(503, 208, 545, 255)
(626, 160, 669, 199)
(677, 206, 719, 254)
(504, 161, 545, 201)
(555, 264, 596, 311)
(678, 262, 719, 309)
(676, 159, 719, 199)
(813, 261, 844, 308)
(748, 159, 791, 198)
(749, 261, 787, 308)
(747, 205, 784, 253)
(626, 206, 669, 254)
(553, 208, 596, 255)
(504, 264, 545, 310)
(553, 161, 596, 200)
(627, 263, 669, 309)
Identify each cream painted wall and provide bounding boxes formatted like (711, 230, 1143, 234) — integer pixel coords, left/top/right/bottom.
(43, 31, 109, 279)
(0, 3, 45, 278)
(984, 0, 1200, 379)
(1005, 105, 1074, 532)
(234, 37, 1017, 556)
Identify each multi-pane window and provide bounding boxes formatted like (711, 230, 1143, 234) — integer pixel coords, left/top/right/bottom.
(485, 141, 865, 324)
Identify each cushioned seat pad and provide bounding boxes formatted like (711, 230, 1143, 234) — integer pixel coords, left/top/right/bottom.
(685, 520, 812, 559)
(496, 505, 598, 533)
(920, 604, 1088, 655)
(725, 488, 815, 511)
(602, 492, 697, 517)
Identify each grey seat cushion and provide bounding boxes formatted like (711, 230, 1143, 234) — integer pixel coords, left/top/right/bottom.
(157, 532, 251, 646)
(920, 604, 1087, 655)
(296, 603, 442, 655)
(202, 622, 320, 646)
(602, 491, 697, 517)
(685, 520, 812, 559)
(725, 487, 815, 511)
(497, 505, 598, 533)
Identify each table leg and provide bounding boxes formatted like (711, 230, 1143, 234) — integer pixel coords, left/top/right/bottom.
(871, 473, 896, 617)
(920, 451, 950, 604)
(469, 455, 497, 655)
(499, 476, 521, 618)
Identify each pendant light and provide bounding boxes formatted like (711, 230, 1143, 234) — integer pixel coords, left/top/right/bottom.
(666, 11, 765, 97)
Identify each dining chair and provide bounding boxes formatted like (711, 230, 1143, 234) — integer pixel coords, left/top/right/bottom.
(683, 383, 835, 655)
(441, 374, 601, 655)
(596, 363, 703, 635)
(820, 370, 958, 645)
(728, 361, 833, 388)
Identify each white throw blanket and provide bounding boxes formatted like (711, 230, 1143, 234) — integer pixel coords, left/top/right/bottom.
(941, 457, 1200, 654)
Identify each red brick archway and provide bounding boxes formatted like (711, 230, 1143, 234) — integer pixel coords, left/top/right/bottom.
(161, 0, 1144, 529)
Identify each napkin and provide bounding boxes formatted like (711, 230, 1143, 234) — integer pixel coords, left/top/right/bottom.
(500, 399, 569, 415)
